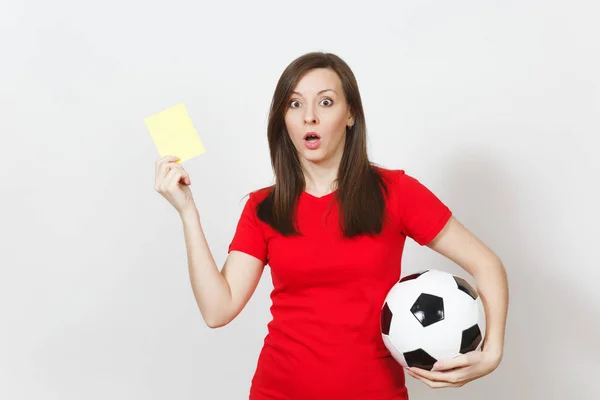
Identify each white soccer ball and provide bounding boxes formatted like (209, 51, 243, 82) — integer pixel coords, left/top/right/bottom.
(380, 269, 486, 371)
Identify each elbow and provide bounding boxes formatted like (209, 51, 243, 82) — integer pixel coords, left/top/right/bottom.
(204, 314, 230, 329)
(198, 297, 235, 329)
(206, 320, 225, 329)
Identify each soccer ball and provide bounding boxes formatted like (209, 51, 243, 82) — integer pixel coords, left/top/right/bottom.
(380, 269, 486, 371)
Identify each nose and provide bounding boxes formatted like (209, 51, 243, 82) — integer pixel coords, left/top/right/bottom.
(303, 104, 319, 125)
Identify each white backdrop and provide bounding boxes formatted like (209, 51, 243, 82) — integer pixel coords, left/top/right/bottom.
(1, 0, 599, 399)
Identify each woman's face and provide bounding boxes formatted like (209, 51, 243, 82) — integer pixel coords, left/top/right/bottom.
(284, 68, 354, 165)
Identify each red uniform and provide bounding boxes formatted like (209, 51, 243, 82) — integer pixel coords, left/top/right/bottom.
(228, 166, 452, 400)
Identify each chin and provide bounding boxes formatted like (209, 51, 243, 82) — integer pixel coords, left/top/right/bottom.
(301, 151, 329, 164)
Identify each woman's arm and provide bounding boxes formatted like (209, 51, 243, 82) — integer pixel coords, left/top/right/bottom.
(428, 215, 508, 360)
(180, 208, 265, 328)
(406, 215, 509, 388)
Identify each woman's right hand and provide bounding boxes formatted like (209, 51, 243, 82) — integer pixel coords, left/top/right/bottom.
(155, 155, 196, 215)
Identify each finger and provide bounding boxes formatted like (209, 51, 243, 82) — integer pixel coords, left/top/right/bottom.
(163, 161, 183, 178)
(167, 165, 192, 187)
(156, 163, 175, 189)
(156, 160, 178, 184)
(156, 163, 192, 192)
(157, 166, 178, 192)
(172, 164, 191, 185)
(169, 164, 190, 185)
(155, 155, 180, 176)
(408, 367, 464, 385)
(180, 169, 191, 185)
(432, 354, 471, 371)
(164, 166, 184, 189)
(160, 162, 187, 186)
(406, 369, 457, 389)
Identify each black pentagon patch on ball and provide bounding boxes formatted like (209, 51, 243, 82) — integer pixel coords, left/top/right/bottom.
(399, 269, 429, 283)
(403, 348, 438, 371)
(460, 323, 482, 353)
(454, 276, 478, 300)
(411, 293, 444, 327)
(381, 302, 393, 335)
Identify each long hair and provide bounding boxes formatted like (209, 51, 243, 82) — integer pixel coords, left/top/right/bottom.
(255, 51, 390, 238)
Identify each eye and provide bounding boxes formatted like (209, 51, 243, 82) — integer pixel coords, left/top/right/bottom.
(288, 98, 334, 108)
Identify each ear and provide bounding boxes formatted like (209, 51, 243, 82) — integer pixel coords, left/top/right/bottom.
(347, 110, 355, 127)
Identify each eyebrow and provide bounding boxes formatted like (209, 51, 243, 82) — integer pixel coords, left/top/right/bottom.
(291, 89, 337, 96)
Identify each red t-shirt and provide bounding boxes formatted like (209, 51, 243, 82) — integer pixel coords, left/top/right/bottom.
(228, 166, 452, 400)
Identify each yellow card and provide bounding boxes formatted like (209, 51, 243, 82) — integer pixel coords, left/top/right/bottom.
(144, 103, 205, 163)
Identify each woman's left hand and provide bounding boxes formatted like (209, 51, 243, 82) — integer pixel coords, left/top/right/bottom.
(405, 349, 502, 389)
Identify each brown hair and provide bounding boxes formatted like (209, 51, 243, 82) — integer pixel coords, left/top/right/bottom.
(254, 51, 390, 238)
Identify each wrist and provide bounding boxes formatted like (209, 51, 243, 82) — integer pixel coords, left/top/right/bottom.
(482, 342, 503, 365)
(179, 206, 199, 220)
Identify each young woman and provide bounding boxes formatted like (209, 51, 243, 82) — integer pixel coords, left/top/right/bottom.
(154, 52, 508, 400)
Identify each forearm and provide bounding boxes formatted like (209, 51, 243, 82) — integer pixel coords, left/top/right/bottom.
(473, 258, 509, 362)
(180, 207, 232, 328)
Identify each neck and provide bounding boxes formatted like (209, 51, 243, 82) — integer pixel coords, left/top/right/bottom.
(300, 153, 342, 196)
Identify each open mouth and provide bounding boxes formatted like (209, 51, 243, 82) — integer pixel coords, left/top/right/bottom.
(304, 133, 321, 142)
(303, 132, 321, 150)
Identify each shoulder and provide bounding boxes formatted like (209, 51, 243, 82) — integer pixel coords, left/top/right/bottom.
(247, 185, 273, 204)
(371, 164, 437, 203)
(370, 164, 407, 186)
(373, 164, 432, 188)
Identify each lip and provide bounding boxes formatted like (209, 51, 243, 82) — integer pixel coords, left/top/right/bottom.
(303, 131, 320, 139)
(305, 137, 321, 150)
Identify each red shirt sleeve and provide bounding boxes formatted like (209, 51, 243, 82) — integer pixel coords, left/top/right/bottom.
(395, 170, 453, 246)
(228, 192, 268, 264)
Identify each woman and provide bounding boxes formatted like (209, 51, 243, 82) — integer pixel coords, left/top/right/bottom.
(154, 52, 508, 399)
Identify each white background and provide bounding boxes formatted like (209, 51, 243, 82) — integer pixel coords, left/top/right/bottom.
(1, 0, 598, 399)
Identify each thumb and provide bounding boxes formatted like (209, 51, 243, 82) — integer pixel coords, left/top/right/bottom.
(182, 172, 191, 185)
